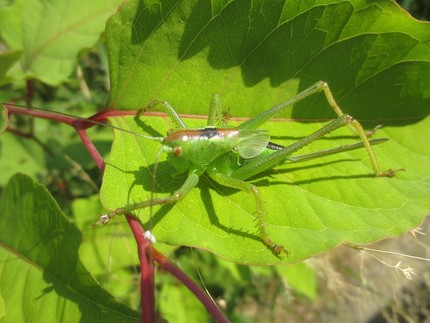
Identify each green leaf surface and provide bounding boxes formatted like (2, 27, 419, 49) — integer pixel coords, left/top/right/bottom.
(0, 174, 138, 322)
(72, 195, 144, 307)
(0, 131, 47, 186)
(0, 0, 123, 85)
(0, 50, 22, 84)
(106, 0, 430, 121)
(100, 0, 430, 264)
(0, 104, 7, 133)
(0, 118, 98, 187)
(276, 262, 317, 300)
(158, 278, 208, 322)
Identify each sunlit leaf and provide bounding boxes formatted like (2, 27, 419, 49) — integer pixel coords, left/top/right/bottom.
(0, 174, 139, 321)
(0, 50, 22, 84)
(100, 0, 430, 264)
(0, 104, 8, 133)
(0, 0, 122, 85)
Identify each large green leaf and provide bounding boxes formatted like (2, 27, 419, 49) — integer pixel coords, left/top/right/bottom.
(0, 0, 122, 85)
(0, 174, 138, 322)
(100, 0, 430, 264)
(98, 1, 430, 264)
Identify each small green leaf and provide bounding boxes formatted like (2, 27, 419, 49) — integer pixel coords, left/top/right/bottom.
(0, 50, 22, 84)
(0, 131, 47, 186)
(276, 262, 317, 300)
(158, 277, 208, 322)
(0, 104, 8, 133)
(0, 0, 123, 85)
(0, 174, 138, 322)
(72, 195, 142, 305)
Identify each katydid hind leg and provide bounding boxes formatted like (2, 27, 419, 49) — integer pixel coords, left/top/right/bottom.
(233, 115, 354, 181)
(319, 82, 398, 177)
(289, 138, 389, 163)
(238, 81, 397, 177)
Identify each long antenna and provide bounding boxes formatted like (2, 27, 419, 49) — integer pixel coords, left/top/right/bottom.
(3, 102, 165, 142)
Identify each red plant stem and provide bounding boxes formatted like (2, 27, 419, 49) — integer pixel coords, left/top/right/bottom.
(5, 103, 78, 125)
(76, 127, 105, 172)
(25, 80, 35, 106)
(4, 103, 138, 127)
(126, 215, 155, 323)
(153, 249, 229, 323)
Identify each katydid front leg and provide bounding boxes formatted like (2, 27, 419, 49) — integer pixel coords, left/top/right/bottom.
(142, 94, 229, 129)
(138, 100, 187, 129)
(96, 172, 200, 225)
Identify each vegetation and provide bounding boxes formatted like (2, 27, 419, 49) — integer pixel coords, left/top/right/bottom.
(0, 0, 429, 321)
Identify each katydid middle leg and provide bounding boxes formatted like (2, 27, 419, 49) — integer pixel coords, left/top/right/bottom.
(207, 94, 222, 127)
(207, 94, 231, 127)
(208, 171, 286, 255)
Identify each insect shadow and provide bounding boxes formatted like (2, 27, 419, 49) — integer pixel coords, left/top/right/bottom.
(109, 148, 375, 242)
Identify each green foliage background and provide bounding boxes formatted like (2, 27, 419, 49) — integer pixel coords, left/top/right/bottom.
(0, 0, 429, 321)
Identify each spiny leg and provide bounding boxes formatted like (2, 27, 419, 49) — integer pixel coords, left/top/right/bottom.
(208, 172, 287, 255)
(232, 114, 355, 180)
(237, 81, 329, 130)
(207, 94, 231, 127)
(137, 100, 187, 129)
(207, 94, 222, 127)
(225, 117, 395, 255)
(237, 81, 396, 177)
(96, 172, 199, 225)
(288, 138, 389, 163)
(319, 82, 396, 177)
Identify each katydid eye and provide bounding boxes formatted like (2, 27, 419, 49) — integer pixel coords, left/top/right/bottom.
(173, 146, 183, 157)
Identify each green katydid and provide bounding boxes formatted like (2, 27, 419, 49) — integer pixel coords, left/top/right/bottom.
(96, 81, 399, 255)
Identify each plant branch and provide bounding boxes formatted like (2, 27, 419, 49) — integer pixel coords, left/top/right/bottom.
(152, 248, 229, 323)
(126, 214, 155, 323)
(76, 127, 106, 172)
